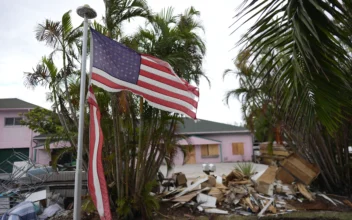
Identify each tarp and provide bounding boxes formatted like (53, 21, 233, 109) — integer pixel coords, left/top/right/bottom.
(1, 201, 37, 220)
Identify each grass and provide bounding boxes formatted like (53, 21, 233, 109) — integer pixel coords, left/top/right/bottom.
(234, 162, 256, 177)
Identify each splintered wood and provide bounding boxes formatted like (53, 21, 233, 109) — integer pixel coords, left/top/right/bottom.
(296, 183, 314, 201)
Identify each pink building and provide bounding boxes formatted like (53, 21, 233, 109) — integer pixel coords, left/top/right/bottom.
(0, 99, 58, 172)
(1, 98, 254, 172)
(174, 118, 253, 165)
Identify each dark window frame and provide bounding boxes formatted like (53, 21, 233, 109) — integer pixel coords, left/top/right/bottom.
(4, 117, 23, 126)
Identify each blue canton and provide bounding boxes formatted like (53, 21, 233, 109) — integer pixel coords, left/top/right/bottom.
(91, 28, 141, 84)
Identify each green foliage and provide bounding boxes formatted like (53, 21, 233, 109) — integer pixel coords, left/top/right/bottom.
(21, 107, 61, 134)
(124, 5, 209, 86)
(235, 162, 256, 177)
(26, 2, 207, 219)
(50, 146, 74, 170)
(81, 196, 97, 214)
(234, 0, 352, 133)
(116, 198, 133, 219)
(228, 0, 352, 194)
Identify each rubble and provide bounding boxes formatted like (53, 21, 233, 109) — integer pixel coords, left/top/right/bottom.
(254, 166, 277, 196)
(0, 154, 350, 219)
(257, 142, 292, 165)
(158, 156, 351, 218)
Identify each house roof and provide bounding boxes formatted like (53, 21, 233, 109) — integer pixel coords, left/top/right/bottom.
(0, 98, 39, 110)
(177, 118, 249, 135)
(177, 136, 221, 145)
(33, 134, 50, 140)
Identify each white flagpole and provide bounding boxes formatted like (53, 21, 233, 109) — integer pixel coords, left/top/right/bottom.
(74, 5, 96, 220)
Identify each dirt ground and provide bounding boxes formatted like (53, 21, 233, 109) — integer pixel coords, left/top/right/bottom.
(154, 211, 352, 220)
(49, 195, 352, 219)
(154, 196, 352, 220)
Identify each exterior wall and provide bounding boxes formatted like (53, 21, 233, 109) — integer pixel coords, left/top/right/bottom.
(201, 133, 253, 162)
(0, 110, 36, 159)
(36, 149, 51, 165)
(174, 148, 184, 165)
(174, 133, 253, 164)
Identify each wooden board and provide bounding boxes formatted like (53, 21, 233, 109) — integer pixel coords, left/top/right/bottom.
(260, 149, 291, 156)
(259, 142, 286, 148)
(276, 167, 295, 184)
(255, 166, 277, 195)
(280, 153, 320, 185)
(232, 143, 244, 155)
(209, 144, 219, 156)
(186, 146, 196, 164)
(257, 155, 286, 160)
(201, 145, 208, 156)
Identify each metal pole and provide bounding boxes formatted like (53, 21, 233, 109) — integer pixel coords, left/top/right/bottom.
(74, 5, 96, 220)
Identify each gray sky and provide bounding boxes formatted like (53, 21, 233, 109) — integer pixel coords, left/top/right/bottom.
(0, 0, 250, 125)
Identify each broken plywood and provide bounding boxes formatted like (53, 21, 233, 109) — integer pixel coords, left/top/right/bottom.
(254, 166, 277, 196)
(201, 175, 216, 188)
(208, 187, 223, 201)
(276, 167, 295, 184)
(280, 153, 320, 185)
(296, 183, 314, 201)
(174, 177, 207, 198)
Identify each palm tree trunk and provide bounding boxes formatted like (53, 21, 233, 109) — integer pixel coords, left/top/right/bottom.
(62, 47, 78, 127)
(135, 97, 144, 197)
(111, 95, 121, 199)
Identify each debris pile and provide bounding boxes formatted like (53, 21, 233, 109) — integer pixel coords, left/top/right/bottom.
(257, 142, 292, 165)
(158, 154, 350, 217)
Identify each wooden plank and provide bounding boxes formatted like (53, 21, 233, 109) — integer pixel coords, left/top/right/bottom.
(260, 149, 291, 156)
(187, 146, 196, 164)
(232, 143, 238, 155)
(257, 155, 286, 160)
(232, 143, 244, 155)
(276, 167, 295, 184)
(259, 142, 285, 149)
(260, 146, 288, 151)
(208, 144, 219, 156)
(280, 153, 320, 185)
(201, 145, 208, 156)
(261, 158, 274, 165)
(238, 143, 244, 155)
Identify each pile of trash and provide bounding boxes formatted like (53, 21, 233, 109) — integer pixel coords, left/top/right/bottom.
(158, 153, 351, 217)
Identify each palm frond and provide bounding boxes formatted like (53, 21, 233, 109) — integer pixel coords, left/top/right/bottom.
(35, 20, 61, 48)
(61, 10, 73, 39)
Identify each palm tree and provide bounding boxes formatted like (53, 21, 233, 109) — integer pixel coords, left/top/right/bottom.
(124, 6, 209, 85)
(35, 10, 82, 126)
(25, 2, 207, 218)
(100, 6, 207, 218)
(229, 1, 352, 193)
(234, 0, 352, 132)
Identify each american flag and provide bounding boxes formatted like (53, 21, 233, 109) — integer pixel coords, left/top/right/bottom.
(87, 87, 112, 220)
(89, 28, 199, 119)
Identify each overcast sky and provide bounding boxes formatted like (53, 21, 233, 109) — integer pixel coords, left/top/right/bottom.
(0, 0, 250, 125)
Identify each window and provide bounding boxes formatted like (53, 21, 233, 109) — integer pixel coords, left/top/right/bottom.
(4, 117, 22, 126)
(232, 143, 244, 155)
(201, 144, 219, 157)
